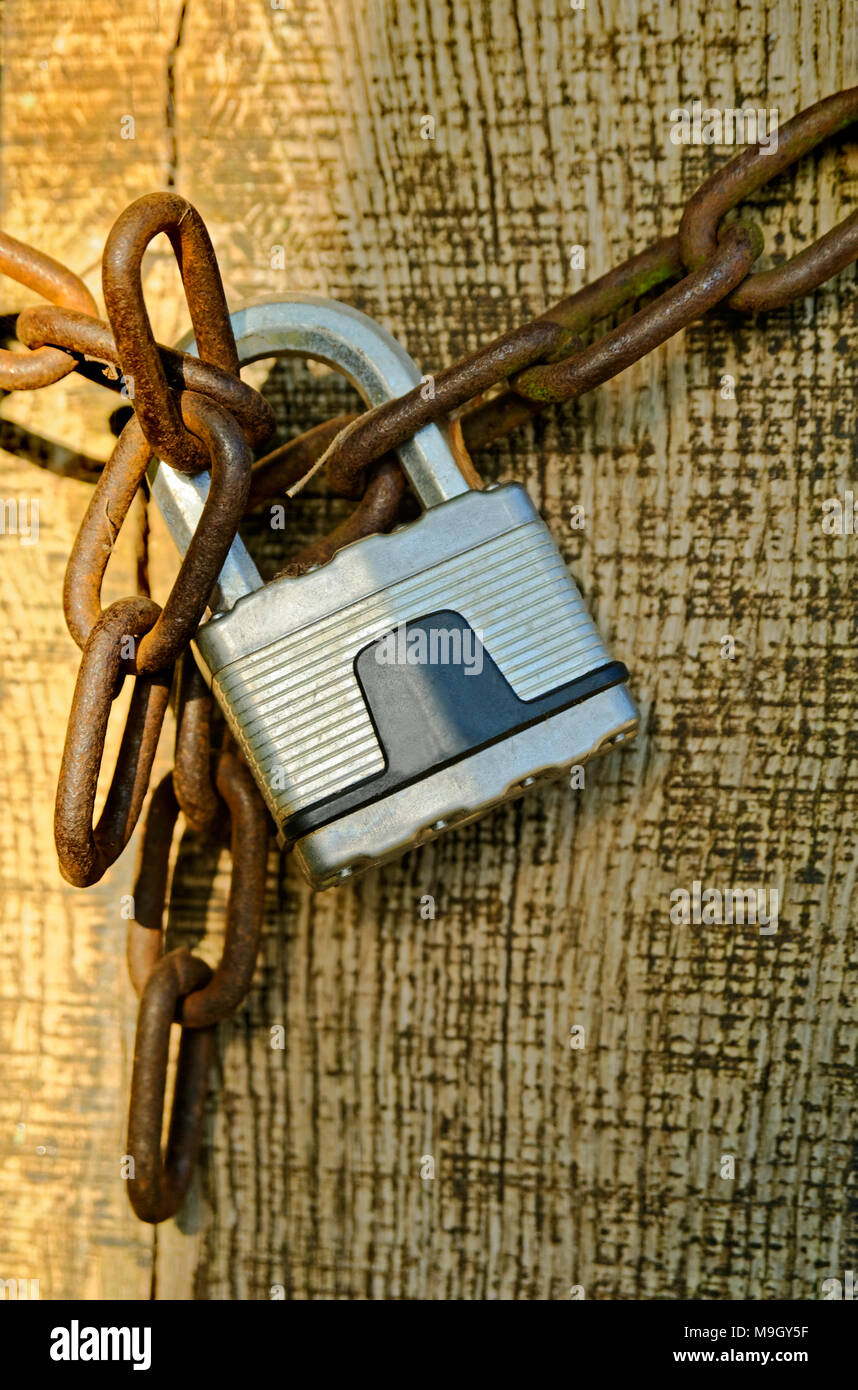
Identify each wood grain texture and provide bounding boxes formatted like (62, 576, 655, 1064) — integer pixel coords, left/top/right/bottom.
(1, 0, 857, 1301)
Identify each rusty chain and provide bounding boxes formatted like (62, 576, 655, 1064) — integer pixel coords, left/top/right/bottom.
(126, 724, 268, 1222)
(2, 86, 857, 1224)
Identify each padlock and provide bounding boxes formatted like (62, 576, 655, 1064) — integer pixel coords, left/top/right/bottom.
(149, 297, 639, 888)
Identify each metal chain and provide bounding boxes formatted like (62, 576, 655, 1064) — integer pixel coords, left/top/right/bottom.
(126, 701, 268, 1223)
(2, 85, 857, 1224)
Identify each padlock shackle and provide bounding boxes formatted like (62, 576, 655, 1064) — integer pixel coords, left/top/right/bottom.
(227, 297, 471, 508)
(148, 297, 471, 611)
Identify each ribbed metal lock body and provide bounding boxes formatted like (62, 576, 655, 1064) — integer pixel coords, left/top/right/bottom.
(149, 298, 639, 888)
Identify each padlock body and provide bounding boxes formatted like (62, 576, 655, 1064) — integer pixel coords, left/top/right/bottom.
(194, 483, 638, 888)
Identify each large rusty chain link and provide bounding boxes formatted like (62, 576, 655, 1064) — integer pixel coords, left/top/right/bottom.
(2, 86, 858, 1223)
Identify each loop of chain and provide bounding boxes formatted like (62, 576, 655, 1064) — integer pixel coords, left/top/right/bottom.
(678, 86, 858, 312)
(172, 657, 222, 837)
(126, 948, 216, 1223)
(126, 773, 180, 990)
(460, 236, 686, 449)
(0, 230, 98, 388)
(130, 700, 268, 1030)
(54, 598, 172, 888)
(176, 748, 268, 1027)
(63, 395, 251, 675)
(102, 192, 244, 474)
(509, 221, 761, 403)
(16, 302, 275, 447)
(125, 698, 267, 1222)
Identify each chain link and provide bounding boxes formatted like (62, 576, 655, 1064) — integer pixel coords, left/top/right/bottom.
(64, 400, 252, 675)
(102, 193, 244, 475)
(16, 302, 275, 446)
(3, 86, 858, 1223)
(0, 231, 98, 388)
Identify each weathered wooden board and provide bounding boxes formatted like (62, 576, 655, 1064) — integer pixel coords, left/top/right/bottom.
(0, 0, 180, 1301)
(1, 0, 857, 1301)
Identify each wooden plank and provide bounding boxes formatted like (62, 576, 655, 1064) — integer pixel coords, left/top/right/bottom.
(0, 0, 181, 1301)
(1, 0, 857, 1301)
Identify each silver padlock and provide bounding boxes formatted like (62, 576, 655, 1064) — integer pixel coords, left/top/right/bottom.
(149, 297, 639, 888)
